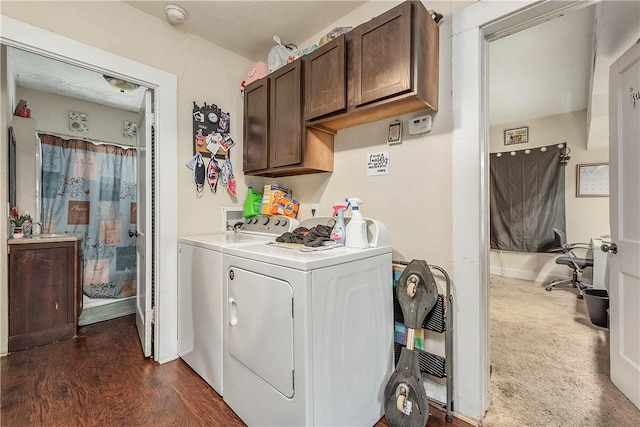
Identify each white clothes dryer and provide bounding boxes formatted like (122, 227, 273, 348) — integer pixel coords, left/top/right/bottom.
(222, 217, 393, 426)
(177, 214, 298, 396)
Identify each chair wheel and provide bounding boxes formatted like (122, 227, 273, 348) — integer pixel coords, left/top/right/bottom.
(545, 287, 552, 291)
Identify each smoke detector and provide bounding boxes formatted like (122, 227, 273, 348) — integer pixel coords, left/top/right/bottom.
(164, 4, 187, 25)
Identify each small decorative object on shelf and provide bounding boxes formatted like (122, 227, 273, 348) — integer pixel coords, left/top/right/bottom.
(14, 99, 31, 118)
(10, 206, 31, 239)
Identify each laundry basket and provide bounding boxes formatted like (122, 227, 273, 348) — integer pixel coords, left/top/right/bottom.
(583, 289, 609, 328)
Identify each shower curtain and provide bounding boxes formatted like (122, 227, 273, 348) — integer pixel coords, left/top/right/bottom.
(39, 133, 137, 299)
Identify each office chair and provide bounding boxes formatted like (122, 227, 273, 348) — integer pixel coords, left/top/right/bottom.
(545, 228, 593, 299)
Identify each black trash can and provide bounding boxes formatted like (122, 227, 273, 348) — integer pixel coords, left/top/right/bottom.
(584, 289, 609, 328)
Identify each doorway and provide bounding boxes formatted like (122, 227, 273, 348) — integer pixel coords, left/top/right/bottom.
(8, 46, 144, 326)
(452, 0, 640, 421)
(0, 15, 178, 362)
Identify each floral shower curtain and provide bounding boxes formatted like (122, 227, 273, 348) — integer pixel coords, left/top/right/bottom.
(39, 133, 137, 299)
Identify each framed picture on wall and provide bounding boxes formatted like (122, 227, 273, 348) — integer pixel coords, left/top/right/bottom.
(576, 163, 609, 197)
(504, 126, 529, 145)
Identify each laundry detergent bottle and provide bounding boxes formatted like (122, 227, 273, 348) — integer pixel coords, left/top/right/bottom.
(243, 187, 262, 218)
(345, 198, 368, 249)
(330, 204, 347, 245)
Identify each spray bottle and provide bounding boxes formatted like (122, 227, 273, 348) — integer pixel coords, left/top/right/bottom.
(345, 198, 368, 249)
(330, 204, 347, 245)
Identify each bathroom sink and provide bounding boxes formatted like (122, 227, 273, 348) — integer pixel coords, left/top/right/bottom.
(9, 233, 83, 244)
(27, 233, 82, 241)
(31, 233, 66, 238)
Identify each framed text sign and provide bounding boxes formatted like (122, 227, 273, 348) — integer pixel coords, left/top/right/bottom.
(576, 163, 609, 197)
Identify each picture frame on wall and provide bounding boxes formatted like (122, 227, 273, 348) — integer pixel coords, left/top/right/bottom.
(504, 126, 528, 145)
(576, 163, 609, 197)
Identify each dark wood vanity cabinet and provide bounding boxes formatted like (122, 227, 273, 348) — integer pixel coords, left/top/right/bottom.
(8, 239, 83, 351)
(243, 60, 334, 177)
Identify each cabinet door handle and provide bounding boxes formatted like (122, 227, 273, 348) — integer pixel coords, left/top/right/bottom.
(55, 302, 59, 310)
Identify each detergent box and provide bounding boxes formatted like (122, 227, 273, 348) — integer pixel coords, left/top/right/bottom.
(261, 185, 293, 215)
(270, 193, 300, 218)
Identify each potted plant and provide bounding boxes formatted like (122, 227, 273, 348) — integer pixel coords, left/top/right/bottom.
(10, 206, 31, 238)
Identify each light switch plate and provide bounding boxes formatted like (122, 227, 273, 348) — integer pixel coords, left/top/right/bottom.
(408, 114, 432, 135)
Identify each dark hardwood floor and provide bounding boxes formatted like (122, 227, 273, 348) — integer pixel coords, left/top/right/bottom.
(1, 315, 471, 427)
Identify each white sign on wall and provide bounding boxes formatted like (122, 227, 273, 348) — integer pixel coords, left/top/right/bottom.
(367, 151, 390, 176)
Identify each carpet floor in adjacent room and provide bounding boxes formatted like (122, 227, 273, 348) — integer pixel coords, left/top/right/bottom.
(481, 275, 639, 427)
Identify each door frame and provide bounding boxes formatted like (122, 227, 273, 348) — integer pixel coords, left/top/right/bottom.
(0, 15, 178, 363)
(451, 0, 591, 420)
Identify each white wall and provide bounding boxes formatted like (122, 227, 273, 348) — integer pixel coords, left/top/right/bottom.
(489, 110, 609, 281)
(16, 87, 138, 147)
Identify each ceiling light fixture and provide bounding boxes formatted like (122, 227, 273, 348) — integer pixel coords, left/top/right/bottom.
(103, 75, 140, 93)
(164, 4, 188, 25)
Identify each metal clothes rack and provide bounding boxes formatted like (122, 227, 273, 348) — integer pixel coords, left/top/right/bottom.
(392, 260, 454, 423)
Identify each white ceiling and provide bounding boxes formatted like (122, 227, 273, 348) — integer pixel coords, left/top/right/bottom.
(489, 5, 595, 127)
(10, 1, 633, 134)
(9, 48, 146, 112)
(124, 1, 368, 62)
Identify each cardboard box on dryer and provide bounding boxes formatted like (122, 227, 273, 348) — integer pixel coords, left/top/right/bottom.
(261, 185, 293, 215)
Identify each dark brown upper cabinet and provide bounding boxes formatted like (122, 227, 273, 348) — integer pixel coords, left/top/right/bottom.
(243, 60, 334, 177)
(303, 35, 347, 121)
(353, 3, 412, 107)
(270, 61, 303, 168)
(242, 1, 438, 176)
(309, 0, 439, 132)
(243, 77, 269, 172)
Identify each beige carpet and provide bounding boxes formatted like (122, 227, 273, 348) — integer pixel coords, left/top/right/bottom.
(481, 276, 640, 427)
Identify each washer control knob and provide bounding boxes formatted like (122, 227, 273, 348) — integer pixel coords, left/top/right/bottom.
(281, 219, 288, 227)
(274, 219, 281, 226)
(262, 216, 270, 225)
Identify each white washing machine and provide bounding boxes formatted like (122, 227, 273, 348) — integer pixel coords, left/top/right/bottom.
(222, 217, 393, 426)
(177, 214, 298, 396)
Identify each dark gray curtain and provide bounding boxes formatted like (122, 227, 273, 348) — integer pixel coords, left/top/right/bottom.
(490, 144, 566, 252)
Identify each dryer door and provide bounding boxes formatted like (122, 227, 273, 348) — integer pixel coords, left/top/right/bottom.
(228, 267, 294, 397)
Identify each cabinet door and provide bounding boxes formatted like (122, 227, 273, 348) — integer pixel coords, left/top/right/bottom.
(352, 1, 412, 107)
(270, 61, 303, 168)
(243, 78, 269, 172)
(304, 35, 346, 120)
(9, 244, 72, 337)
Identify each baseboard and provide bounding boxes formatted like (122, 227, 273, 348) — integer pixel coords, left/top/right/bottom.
(489, 266, 568, 284)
